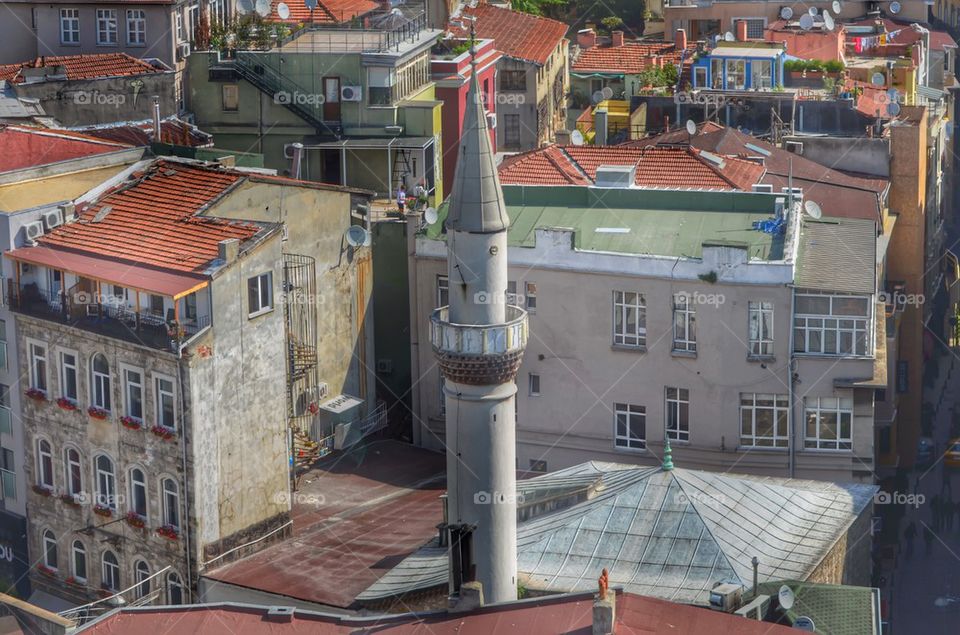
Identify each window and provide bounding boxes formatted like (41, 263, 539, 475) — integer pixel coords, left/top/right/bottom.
(155, 376, 176, 430)
(805, 396, 853, 450)
(665, 387, 690, 442)
(613, 291, 646, 347)
(134, 560, 150, 599)
(126, 9, 146, 45)
(129, 468, 147, 518)
(60, 352, 78, 402)
(222, 84, 239, 111)
(96, 9, 118, 45)
(672, 294, 697, 353)
(149, 294, 164, 315)
(740, 393, 788, 448)
(37, 439, 53, 488)
(724, 59, 746, 90)
(60, 8, 80, 44)
(525, 282, 537, 312)
(368, 67, 394, 105)
(528, 373, 540, 396)
(29, 341, 47, 393)
(506, 281, 519, 305)
(102, 551, 120, 591)
(167, 572, 185, 604)
(736, 18, 765, 39)
(501, 70, 526, 91)
(694, 66, 707, 88)
(748, 301, 774, 357)
(0, 320, 7, 371)
(711, 58, 723, 89)
(95, 455, 116, 509)
(614, 403, 646, 450)
(123, 368, 143, 420)
(0, 385, 10, 435)
(0, 448, 13, 501)
(91, 354, 111, 411)
(751, 59, 773, 90)
(72, 541, 87, 582)
(175, 12, 183, 42)
(65, 448, 82, 496)
(42, 530, 58, 570)
(794, 294, 871, 356)
(162, 478, 180, 529)
(504, 114, 521, 147)
(436, 275, 449, 308)
(247, 272, 273, 317)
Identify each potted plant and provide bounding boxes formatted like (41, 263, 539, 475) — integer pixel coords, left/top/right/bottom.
(57, 397, 78, 411)
(32, 484, 53, 497)
(120, 416, 142, 430)
(25, 388, 46, 402)
(36, 564, 56, 577)
(125, 511, 146, 529)
(156, 524, 180, 541)
(87, 406, 108, 420)
(93, 503, 113, 518)
(151, 425, 176, 441)
(65, 576, 83, 586)
(60, 492, 81, 507)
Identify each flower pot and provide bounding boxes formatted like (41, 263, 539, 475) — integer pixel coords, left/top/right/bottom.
(151, 425, 176, 441)
(32, 484, 53, 497)
(121, 416, 142, 430)
(25, 388, 46, 402)
(87, 406, 108, 420)
(125, 512, 146, 529)
(93, 505, 113, 518)
(57, 398, 78, 411)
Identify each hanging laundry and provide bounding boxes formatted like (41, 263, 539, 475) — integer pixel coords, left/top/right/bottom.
(855, 37, 864, 53)
(880, 34, 887, 45)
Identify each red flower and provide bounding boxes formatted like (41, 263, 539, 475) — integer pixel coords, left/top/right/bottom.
(36, 564, 56, 577)
(156, 525, 180, 540)
(125, 511, 146, 528)
(32, 484, 53, 497)
(121, 416, 142, 430)
(150, 425, 176, 441)
(93, 504, 113, 518)
(56, 397, 78, 411)
(25, 388, 46, 402)
(87, 406, 109, 420)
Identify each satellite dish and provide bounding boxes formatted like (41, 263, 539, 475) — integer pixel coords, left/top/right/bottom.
(804, 200, 823, 219)
(304, 0, 318, 10)
(277, 2, 290, 19)
(601, 86, 614, 100)
(808, 7, 818, 15)
(345, 225, 370, 247)
(799, 14, 814, 30)
(832, 0, 842, 13)
(724, 31, 735, 42)
(887, 101, 901, 116)
(824, 11, 835, 31)
(778, 585, 796, 610)
(592, 90, 604, 104)
(890, 0, 901, 14)
(570, 129, 585, 146)
(871, 72, 886, 86)
(424, 207, 439, 225)
(237, 0, 254, 13)
(686, 119, 697, 136)
(780, 6, 793, 20)
(887, 87, 899, 101)
(255, 0, 271, 16)
(794, 616, 816, 632)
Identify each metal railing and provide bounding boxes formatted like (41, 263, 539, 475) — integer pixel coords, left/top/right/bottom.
(430, 306, 529, 356)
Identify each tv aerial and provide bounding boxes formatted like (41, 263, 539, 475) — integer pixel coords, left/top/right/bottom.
(570, 129, 585, 146)
(601, 86, 614, 100)
(803, 200, 823, 220)
(887, 101, 901, 116)
(832, 0, 842, 14)
(304, 0, 318, 10)
(808, 6, 818, 15)
(871, 72, 886, 86)
(724, 31, 735, 41)
(277, 2, 290, 19)
(794, 616, 816, 632)
(345, 225, 371, 247)
(237, 0, 254, 14)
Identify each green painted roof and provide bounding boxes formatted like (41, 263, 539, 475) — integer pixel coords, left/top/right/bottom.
(754, 580, 879, 635)
(426, 186, 787, 260)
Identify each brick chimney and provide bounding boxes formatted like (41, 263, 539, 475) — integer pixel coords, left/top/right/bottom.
(675, 28, 687, 51)
(578, 28, 596, 49)
(593, 569, 615, 635)
(736, 19, 749, 42)
(611, 30, 624, 47)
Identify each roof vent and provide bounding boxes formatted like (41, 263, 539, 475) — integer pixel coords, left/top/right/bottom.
(699, 150, 726, 168)
(91, 206, 113, 223)
(752, 184, 774, 193)
(265, 606, 295, 623)
(594, 165, 635, 188)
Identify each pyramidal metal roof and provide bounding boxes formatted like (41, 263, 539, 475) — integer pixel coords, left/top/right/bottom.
(444, 53, 509, 234)
(357, 462, 877, 606)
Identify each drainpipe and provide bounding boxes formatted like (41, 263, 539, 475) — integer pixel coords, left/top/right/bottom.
(290, 143, 304, 180)
(176, 353, 194, 602)
(788, 284, 796, 478)
(152, 96, 162, 142)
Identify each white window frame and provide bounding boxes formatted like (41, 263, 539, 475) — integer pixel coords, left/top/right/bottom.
(91, 354, 111, 412)
(121, 365, 144, 421)
(96, 8, 118, 46)
(0, 319, 7, 372)
(732, 16, 766, 39)
(167, 571, 185, 604)
(36, 439, 54, 488)
(614, 402, 646, 451)
(436, 275, 449, 308)
(65, 447, 83, 496)
(102, 550, 120, 591)
(154, 374, 177, 430)
(134, 560, 151, 599)
(59, 349, 79, 402)
(525, 282, 537, 313)
(28, 339, 47, 393)
(247, 271, 273, 317)
(672, 294, 697, 353)
(804, 396, 853, 451)
(739, 393, 789, 448)
(71, 540, 87, 582)
(528, 373, 540, 396)
(42, 530, 58, 571)
(129, 467, 147, 518)
(665, 387, 690, 442)
(126, 9, 146, 45)
(95, 454, 117, 509)
(175, 12, 183, 42)
(748, 301, 774, 357)
(60, 8, 80, 45)
(794, 293, 872, 357)
(161, 477, 180, 529)
(612, 290, 646, 348)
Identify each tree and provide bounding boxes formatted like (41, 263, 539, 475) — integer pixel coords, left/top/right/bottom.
(600, 16, 624, 34)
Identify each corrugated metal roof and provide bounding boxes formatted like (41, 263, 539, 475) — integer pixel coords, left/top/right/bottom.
(795, 217, 876, 294)
(754, 580, 880, 635)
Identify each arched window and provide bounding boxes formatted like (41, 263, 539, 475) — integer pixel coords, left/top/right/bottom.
(65, 448, 82, 496)
(91, 354, 111, 411)
(167, 571, 184, 605)
(36, 439, 53, 488)
(161, 478, 179, 529)
(41, 530, 57, 570)
(134, 560, 150, 599)
(101, 550, 119, 591)
(129, 468, 147, 518)
(95, 455, 116, 509)
(71, 540, 87, 581)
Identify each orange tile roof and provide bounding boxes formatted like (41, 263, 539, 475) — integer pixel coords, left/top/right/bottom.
(452, 4, 568, 65)
(268, 0, 378, 23)
(0, 125, 131, 173)
(572, 41, 685, 74)
(499, 145, 764, 191)
(0, 53, 163, 83)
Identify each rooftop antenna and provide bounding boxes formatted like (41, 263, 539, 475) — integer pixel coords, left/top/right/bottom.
(277, 2, 290, 19)
(424, 207, 439, 225)
(808, 6, 818, 15)
(255, 0, 271, 17)
(724, 31, 735, 41)
(570, 129, 585, 146)
(304, 0, 318, 24)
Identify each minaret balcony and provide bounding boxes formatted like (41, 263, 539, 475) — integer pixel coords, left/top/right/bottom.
(430, 305, 528, 385)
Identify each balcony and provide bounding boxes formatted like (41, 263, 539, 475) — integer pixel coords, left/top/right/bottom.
(430, 305, 528, 385)
(8, 283, 209, 352)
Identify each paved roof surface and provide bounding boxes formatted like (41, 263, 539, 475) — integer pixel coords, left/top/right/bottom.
(572, 41, 684, 74)
(847, 17, 957, 51)
(73, 118, 213, 148)
(0, 125, 131, 173)
(755, 580, 880, 635)
(267, 0, 378, 24)
(0, 53, 164, 83)
(0, 165, 134, 213)
(795, 217, 877, 295)
(202, 440, 445, 609)
(360, 462, 876, 606)
(452, 4, 568, 65)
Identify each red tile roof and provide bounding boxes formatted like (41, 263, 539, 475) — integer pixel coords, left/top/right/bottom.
(0, 125, 131, 173)
(74, 118, 213, 148)
(0, 53, 164, 83)
(572, 41, 686, 74)
(452, 4, 568, 65)
(267, 0, 378, 24)
(499, 144, 765, 190)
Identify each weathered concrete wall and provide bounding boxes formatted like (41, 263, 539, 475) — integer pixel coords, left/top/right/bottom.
(808, 501, 875, 587)
(0, 4, 38, 64)
(788, 136, 891, 178)
(372, 221, 412, 429)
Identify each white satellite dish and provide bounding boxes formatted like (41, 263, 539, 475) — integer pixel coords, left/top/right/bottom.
(887, 87, 899, 101)
(794, 616, 816, 632)
(887, 101, 902, 116)
(890, 0, 902, 14)
(824, 11, 835, 31)
(780, 6, 793, 20)
(277, 2, 290, 19)
(808, 6, 818, 15)
(778, 585, 796, 610)
(237, 0, 254, 13)
(804, 200, 823, 219)
(832, 0, 842, 13)
(255, 0, 271, 16)
(304, 0, 318, 9)
(592, 90, 604, 104)
(871, 72, 886, 86)
(345, 225, 370, 247)
(570, 129, 585, 146)
(799, 14, 814, 30)
(424, 207, 439, 225)
(601, 86, 614, 100)
(686, 119, 697, 136)
(724, 31, 735, 41)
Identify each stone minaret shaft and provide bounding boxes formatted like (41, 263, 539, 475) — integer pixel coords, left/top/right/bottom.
(430, 51, 527, 604)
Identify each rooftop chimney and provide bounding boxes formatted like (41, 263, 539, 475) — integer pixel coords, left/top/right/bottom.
(593, 569, 615, 635)
(736, 20, 749, 42)
(218, 238, 240, 263)
(675, 28, 688, 51)
(611, 31, 624, 47)
(452, 581, 484, 613)
(555, 129, 571, 145)
(152, 96, 162, 142)
(578, 28, 597, 49)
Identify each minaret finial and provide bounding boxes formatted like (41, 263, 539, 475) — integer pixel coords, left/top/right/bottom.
(662, 439, 674, 471)
(469, 20, 477, 66)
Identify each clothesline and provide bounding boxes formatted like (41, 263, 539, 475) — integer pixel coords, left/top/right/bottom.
(851, 28, 908, 53)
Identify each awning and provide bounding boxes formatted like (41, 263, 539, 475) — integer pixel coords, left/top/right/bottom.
(919, 85, 946, 101)
(300, 136, 435, 150)
(6, 246, 208, 299)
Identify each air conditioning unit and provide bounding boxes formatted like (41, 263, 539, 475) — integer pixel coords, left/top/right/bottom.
(43, 209, 63, 231)
(59, 202, 76, 222)
(384, 125, 403, 135)
(178, 42, 191, 60)
(751, 183, 774, 193)
(785, 140, 803, 154)
(340, 85, 362, 102)
(709, 583, 743, 612)
(781, 186, 803, 199)
(23, 221, 44, 245)
(734, 594, 771, 620)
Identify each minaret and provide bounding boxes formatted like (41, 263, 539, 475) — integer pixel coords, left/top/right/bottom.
(430, 44, 527, 605)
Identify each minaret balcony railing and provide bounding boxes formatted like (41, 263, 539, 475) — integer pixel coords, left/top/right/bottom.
(430, 306, 528, 385)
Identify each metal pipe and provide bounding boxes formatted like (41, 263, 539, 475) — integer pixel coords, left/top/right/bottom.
(751, 556, 759, 596)
(290, 142, 304, 180)
(152, 96, 162, 142)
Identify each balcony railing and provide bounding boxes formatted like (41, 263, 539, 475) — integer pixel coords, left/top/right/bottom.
(430, 306, 528, 356)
